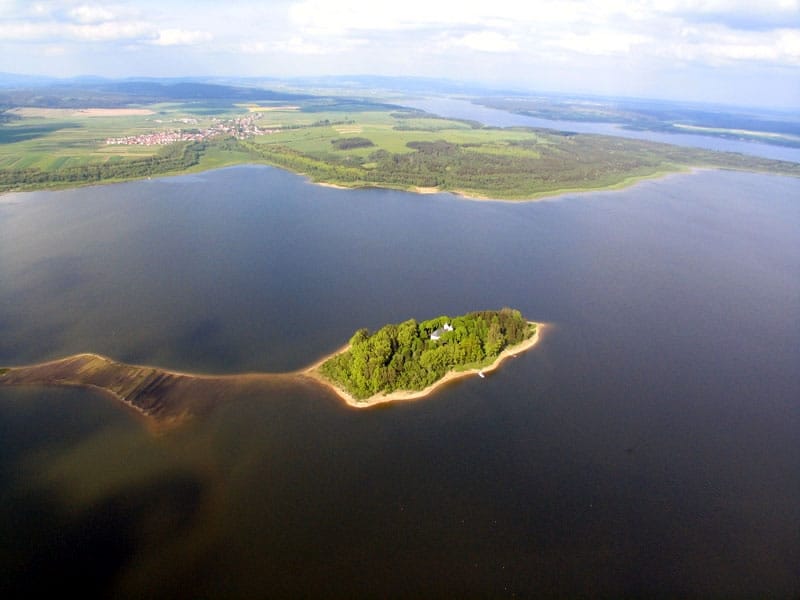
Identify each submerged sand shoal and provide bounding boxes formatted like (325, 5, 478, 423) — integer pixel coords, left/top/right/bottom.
(0, 323, 546, 427)
(302, 322, 545, 408)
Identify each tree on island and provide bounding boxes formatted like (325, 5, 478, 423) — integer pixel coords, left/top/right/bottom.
(320, 308, 535, 400)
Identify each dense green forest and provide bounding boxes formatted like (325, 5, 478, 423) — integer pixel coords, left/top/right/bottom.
(320, 308, 535, 400)
(331, 137, 375, 150)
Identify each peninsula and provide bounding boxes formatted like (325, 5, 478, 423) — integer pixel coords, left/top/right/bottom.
(0, 310, 543, 428)
(1, 81, 798, 199)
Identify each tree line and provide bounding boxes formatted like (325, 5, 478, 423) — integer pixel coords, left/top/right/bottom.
(0, 142, 205, 191)
(331, 137, 374, 150)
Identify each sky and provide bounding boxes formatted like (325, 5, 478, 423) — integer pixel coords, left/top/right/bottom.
(1, 0, 798, 108)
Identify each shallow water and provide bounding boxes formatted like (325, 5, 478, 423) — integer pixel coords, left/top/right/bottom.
(1, 166, 798, 597)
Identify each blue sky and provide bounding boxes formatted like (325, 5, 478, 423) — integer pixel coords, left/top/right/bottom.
(1, 0, 798, 108)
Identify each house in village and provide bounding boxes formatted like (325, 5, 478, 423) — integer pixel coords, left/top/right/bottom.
(430, 323, 454, 341)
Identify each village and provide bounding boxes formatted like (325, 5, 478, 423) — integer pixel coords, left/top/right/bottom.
(105, 113, 276, 146)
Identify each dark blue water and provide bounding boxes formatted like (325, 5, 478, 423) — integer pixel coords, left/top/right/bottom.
(403, 97, 800, 163)
(1, 166, 798, 597)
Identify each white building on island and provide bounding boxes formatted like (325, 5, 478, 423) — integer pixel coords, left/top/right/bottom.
(430, 323, 454, 341)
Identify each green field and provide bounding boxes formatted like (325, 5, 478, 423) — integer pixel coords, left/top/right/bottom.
(1, 98, 799, 199)
(0, 103, 236, 171)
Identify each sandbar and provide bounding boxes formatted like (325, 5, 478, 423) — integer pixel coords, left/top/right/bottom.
(0, 324, 546, 427)
(314, 181, 351, 190)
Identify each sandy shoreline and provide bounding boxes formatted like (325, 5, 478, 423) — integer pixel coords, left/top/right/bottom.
(303, 167, 696, 204)
(313, 181, 352, 190)
(302, 322, 545, 408)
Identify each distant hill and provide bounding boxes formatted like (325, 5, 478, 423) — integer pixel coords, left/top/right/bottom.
(0, 72, 58, 87)
(0, 79, 313, 109)
(278, 74, 522, 96)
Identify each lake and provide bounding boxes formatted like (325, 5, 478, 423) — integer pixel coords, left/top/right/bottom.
(402, 97, 800, 163)
(1, 166, 798, 597)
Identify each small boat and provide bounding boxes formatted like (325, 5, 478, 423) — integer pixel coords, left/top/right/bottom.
(478, 370, 485, 378)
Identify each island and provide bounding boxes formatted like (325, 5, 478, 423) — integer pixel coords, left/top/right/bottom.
(308, 308, 540, 407)
(0, 310, 544, 429)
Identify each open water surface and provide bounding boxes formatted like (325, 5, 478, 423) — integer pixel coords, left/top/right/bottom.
(1, 166, 798, 597)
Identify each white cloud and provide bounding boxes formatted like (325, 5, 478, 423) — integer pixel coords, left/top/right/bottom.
(777, 28, 800, 57)
(0, 14, 179, 45)
(444, 31, 519, 53)
(275, 35, 328, 55)
(30, 2, 54, 17)
(41, 45, 66, 56)
(69, 21, 153, 41)
(268, 35, 367, 55)
(239, 41, 270, 55)
(0, 22, 51, 40)
(653, 0, 798, 15)
(690, 27, 800, 65)
(655, 23, 800, 64)
(548, 30, 650, 56)
(0, 0, 797, 106)
(285, 0, 658, 33)
(280, 0, 799, 67)
(70, 4, 115, 23)
(651, 0, 799, 31)
(151, 28, 213, 46)
(287, 0, 501, 34)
